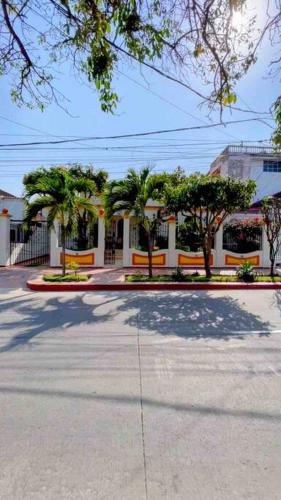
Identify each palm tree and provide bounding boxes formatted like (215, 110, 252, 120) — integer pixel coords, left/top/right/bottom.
(24, 167, 97, 275)
(104, 167, 166, 277)
(67, 164, 107, 249)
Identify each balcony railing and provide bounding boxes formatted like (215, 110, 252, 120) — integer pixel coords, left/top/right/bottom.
(223, 145, 276, 155)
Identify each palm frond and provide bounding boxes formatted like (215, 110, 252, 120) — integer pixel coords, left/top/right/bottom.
(71, 177, 97, 196)
(24, 196, 55, 226)
(75, 196, 97, 218)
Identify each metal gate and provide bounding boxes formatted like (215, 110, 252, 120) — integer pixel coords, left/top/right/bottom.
(104, 233, 115, 265)
(10, 220, 50, 265)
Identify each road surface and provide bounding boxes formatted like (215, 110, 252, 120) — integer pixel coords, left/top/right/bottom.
(0, 289, 281, 499)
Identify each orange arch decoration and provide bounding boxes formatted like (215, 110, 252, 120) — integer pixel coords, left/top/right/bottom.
(178, 254, 213, 266)
(132, 253, 166, 266)
(60, 252, 95, 266)
(225, 255, 260, 266)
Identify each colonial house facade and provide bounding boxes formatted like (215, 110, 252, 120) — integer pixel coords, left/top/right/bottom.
(0, 144, 281, 269)
(47, 203, 269, 269)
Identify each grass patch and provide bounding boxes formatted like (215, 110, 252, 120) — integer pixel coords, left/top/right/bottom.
(43, 273, 90, 282)
(255, 276, 281, 282)
(126, 274, 281, 283)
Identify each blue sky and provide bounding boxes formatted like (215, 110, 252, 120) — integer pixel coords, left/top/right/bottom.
(0, 15, 279, 196)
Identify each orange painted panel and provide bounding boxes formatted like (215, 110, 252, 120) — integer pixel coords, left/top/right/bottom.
(225, 255, 260, 266)
(60, 252, 95, 265)
(132, 253, 166, 266)
(178, 254, 214, 266)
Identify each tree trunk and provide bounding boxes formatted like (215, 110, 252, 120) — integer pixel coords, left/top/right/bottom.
(270, 244, 275, 277)
(61, 226, 66, 276)
(77, 212, 88, 250)
(147, 231, 153, 278)
(203, 234, 212, 279)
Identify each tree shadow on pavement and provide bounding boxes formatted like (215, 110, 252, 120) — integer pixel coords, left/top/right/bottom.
(0, 291, 273, 354)
(115, 291, 272, 341)
(0, 294, 118, 353)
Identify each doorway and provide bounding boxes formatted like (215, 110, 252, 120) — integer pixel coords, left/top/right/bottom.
(104, 217, 123, 266)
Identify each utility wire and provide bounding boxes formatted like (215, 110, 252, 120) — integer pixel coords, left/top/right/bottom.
(0, 114, 59, 137)
(0, 118, 273, 147)
(117, 70, 239, 141)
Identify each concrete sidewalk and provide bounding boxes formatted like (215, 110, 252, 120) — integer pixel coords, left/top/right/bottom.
(0, 266, 129, 289)
(1, 265, 273, 291)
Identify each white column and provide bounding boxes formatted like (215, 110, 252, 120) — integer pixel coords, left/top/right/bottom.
(0, 210, 10, 266)
(50, 220, 60, 267)
(215, 225, 224, 267)
(96, 213, 105, 267)
(261, 225, 271, 268)
(123, 215, 130, 267)
(168, 216, 176, 267)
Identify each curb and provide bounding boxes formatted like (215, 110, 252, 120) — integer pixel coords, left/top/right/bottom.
(27, 280, 281, 292)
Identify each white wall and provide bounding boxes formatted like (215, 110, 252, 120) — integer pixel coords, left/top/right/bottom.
(50, 218, 104, 267)
(249, 158, 281, 201)
(213, 154, 281, 201)
(0, 199, 24, 219)
(0, 215, 10, 266)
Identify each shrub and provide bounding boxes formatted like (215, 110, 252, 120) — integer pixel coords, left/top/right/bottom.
(66, 261, 80, 275)
(236, 262, 256, 282)
(43, 273, 89, 282)
(171, 267, 186, 282)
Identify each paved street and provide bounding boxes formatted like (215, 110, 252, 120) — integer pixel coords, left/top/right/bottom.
(0, 289, 281, 499)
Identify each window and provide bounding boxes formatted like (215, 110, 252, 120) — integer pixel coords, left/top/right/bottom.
(263, 160, 281, 172)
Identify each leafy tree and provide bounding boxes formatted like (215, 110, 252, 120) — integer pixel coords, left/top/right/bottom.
(0, 0, 278, 115)
(165, 174, 256, 277)
(68, 164, 108, 193)
(24, 167, 97, 275)
(103, 167, 166, 277)
(261, 196, 281, 276)
(272, 97, 281, 148)
(167, 166, 187, 187)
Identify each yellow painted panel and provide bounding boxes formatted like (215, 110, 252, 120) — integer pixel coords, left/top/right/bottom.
(60, 252, 95, 265)
(178, 254, 213, 266)
(225, 255, 259, 266)
(132, 253, 166, 266)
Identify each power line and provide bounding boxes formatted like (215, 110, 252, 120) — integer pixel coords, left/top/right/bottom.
(117, 70, 239, 141)
(0, 114, 58, 137)
(0, 114, 88, 148)
(0, 139, 270, 151)
(237, 95, 274, 131)
(0, 118, 273, 148)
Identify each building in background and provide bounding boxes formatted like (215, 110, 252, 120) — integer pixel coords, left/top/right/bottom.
(0, 189, 24, 219)
(209, 145, 281, 201)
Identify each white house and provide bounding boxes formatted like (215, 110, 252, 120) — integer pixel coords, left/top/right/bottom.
(0, 189, 24, 219)
(209, 145, 281, 201)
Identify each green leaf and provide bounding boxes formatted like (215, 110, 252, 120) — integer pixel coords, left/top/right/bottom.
(222, 92, 237, 105)
(193, 45, 205, 58)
